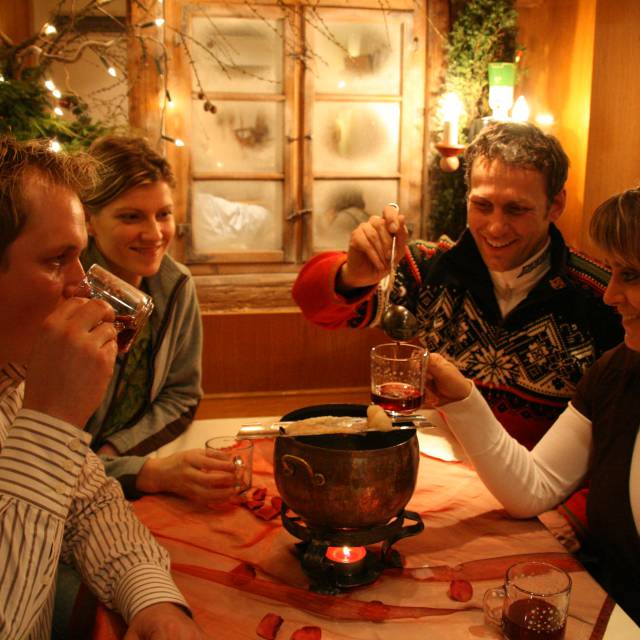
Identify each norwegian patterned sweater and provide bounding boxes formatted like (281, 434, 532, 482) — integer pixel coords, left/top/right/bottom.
(292, 225, 624, 449)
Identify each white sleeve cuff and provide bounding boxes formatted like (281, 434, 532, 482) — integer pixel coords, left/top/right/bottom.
(114, 563, 189, 623)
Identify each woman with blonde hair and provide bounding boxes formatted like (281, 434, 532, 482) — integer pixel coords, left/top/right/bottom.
(425, 188, 640, 624)
(81, 135, 235, 504)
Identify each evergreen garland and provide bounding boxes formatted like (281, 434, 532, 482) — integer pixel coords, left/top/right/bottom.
(428, 0, 518, 240)
(0, 69, 112, 150)
(0, 1, 116, 151)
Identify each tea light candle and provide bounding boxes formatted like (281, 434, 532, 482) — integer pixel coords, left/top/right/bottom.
(325, 546, 366, 564)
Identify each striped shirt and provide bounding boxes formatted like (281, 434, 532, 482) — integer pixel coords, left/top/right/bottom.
(0, 364, 188, 639)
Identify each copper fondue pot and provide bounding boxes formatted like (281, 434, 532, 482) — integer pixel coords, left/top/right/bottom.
(274, 428, 419, 530)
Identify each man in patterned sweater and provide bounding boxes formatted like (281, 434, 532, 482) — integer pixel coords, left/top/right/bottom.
(293, 121, 623, 452)
(0, 137, 205, 639)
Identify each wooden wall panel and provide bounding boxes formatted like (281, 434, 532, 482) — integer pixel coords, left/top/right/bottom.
(581, 0, 640, 254)
(201, 310, 387, 395)
(516, 0, 596, 250)
(0, 2, 32, 42)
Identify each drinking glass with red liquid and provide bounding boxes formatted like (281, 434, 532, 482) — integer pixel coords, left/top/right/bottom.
(78, 264, 154, 353)
(370, 342, 429, 415)
(483, 561, 572, 640)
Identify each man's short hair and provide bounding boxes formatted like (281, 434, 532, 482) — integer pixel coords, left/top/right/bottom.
(82, 135, 176, 214)
(0, 136, 97, 265)
(464, 121, 569, 202)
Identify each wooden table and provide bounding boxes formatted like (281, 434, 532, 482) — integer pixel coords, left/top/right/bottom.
(92, 417, 639, 639)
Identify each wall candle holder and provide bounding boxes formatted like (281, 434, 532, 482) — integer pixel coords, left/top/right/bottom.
(435, 142, 465, 172)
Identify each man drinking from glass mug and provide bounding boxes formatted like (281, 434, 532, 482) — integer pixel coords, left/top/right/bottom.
(0, 136, 204, 639)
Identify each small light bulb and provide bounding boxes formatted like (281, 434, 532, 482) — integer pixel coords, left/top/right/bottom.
(43, 23, 57, 35)
(337, 79, 346, 89)
(535, 113, 555, 127)
(52, 89, 62, 99)
(155, 18, 165, 27)
(49, 139, 62, 153)
(161, 134, 185, 147)
(44, 79, 56, 92)
(0, 74, 5, 83)
(107, 66, 117, 77)
(54, 106, 64, 116)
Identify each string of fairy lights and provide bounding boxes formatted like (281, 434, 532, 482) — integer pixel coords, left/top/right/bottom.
(28, 0, 186, 152)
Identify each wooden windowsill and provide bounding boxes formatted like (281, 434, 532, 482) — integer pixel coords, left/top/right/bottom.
(193, 272, 299, 312)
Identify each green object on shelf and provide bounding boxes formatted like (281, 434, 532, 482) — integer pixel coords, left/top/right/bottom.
(488, 62, 516, 87)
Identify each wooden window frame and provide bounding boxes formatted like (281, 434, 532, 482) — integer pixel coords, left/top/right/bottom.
(128, 0, 447, 311)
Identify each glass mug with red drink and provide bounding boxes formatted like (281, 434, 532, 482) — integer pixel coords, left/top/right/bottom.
(370, 343, 429, 415)
(78, 263, 154, 353)
(483, 560, 572, 640)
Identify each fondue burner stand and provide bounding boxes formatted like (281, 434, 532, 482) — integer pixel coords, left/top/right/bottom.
(281, 505, 424, 595)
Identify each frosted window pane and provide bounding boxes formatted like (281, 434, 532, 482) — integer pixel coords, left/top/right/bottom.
(191, 181, 282, 252)
(312, 21, 402, 95)
(313, 102, 400, 174)
(313, 179, 399, 251)
(190, 16, 283, 94)
(191, 100, 283, 173)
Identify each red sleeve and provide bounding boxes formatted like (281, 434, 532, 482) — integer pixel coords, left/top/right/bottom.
(291, 252, 376, 329)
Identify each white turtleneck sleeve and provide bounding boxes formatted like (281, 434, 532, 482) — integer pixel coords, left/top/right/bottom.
(440, 384, 592, 518)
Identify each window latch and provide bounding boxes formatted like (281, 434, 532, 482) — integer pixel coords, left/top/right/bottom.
(176, 223, 191, 238)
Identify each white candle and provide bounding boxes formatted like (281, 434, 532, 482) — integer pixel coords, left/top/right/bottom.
(442, 119, 458, 146)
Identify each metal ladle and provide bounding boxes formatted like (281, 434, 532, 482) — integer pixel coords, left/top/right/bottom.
(379, 235, 419, 342)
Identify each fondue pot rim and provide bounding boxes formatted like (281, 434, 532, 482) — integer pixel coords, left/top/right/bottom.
(279, 429, 417, 452)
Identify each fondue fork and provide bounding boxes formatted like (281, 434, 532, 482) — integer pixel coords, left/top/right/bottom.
(237, 416, 434, 438)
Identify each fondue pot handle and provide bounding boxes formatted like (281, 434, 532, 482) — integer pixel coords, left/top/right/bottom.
(281, 454, 326, 486)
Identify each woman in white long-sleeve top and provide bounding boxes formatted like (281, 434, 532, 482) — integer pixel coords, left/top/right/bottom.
(425, 187, 640, 625)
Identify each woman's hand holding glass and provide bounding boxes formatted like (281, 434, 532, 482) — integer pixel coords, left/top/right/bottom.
(136, 449, 237, 507)
(424, 353, 474, 407)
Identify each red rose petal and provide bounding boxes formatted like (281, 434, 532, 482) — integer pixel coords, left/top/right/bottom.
(257, 613, 284, 640)
(448, 578, 473, 602)
(271, 495, 283, 511)
(290, 626, 322, 640)
(252, 487, 268, 501)
(255, 504, 280, 520)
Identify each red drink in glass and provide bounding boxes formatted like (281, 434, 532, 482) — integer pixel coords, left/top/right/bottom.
(502, 598, 566, 640)
(114, 314, 138, 353)
(371, 382, 423, 413)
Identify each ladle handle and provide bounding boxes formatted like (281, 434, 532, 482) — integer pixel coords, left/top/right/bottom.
(384, 234, 397, 310)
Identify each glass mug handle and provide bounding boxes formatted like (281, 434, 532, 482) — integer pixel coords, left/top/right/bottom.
(483, 586, 505, 627)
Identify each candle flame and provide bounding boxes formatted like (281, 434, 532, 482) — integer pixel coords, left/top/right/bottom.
(441, 92, 463, 120)
(511, 96, 530, 122)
